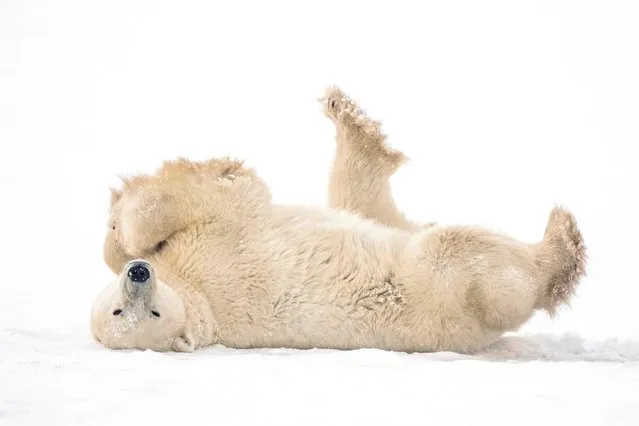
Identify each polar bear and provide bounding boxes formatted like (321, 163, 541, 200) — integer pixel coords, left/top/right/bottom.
(91, 86, 587, 353)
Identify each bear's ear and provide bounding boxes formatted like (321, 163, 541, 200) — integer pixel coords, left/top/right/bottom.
(172, 333, 195, 352)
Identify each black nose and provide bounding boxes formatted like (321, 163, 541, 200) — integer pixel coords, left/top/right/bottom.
(128, 264, 150, 283)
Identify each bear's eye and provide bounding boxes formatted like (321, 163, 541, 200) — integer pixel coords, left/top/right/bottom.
(151, 310, 160, 318)
(113, 309, 122, 316)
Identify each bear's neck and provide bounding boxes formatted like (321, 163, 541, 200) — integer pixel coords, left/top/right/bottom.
(155, 265, 219, 349)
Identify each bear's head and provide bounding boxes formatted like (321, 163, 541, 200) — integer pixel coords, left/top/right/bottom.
(91, 259, 194, 352)
(96, 157, 271, 351)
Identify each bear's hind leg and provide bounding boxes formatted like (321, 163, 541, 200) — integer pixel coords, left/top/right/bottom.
(428, 208, 585, 341)
(320, 86, 433, 232)
(403, 225, 560, 351)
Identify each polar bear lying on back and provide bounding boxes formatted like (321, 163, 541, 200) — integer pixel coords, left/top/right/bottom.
(91, 86, 587, 353)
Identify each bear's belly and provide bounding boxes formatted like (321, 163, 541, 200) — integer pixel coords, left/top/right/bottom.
(213, 278, 409, 350)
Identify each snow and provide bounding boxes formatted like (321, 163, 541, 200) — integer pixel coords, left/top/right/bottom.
(1, 0, 639, 424)
(3, 328, 639, 425)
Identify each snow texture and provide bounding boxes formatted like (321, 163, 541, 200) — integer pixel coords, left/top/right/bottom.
(2, 328, 639, 425)
(1, 0, 639, 425)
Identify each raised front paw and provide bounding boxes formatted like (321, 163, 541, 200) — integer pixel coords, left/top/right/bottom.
(320, 86, 406, 166)
(320, 85, 385, 141)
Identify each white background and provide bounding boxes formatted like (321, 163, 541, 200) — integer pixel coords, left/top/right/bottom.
(1, 1, 638, 425)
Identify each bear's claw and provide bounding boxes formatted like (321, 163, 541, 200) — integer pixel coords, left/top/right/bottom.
(320, 86, 406, 166)
(321, 85, 386, 142)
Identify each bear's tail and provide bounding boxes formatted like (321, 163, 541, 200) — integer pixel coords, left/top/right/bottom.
(535, 205, 587, 317)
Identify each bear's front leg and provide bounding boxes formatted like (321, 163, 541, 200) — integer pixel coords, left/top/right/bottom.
(320, 86, 433, 231)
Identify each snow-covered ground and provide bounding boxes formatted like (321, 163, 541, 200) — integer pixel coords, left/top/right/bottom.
(2, 328, 639, 426)
(1, 0, 638, 424)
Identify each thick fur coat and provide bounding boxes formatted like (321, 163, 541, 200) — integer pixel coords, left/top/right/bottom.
(91, 86, 587, 353)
